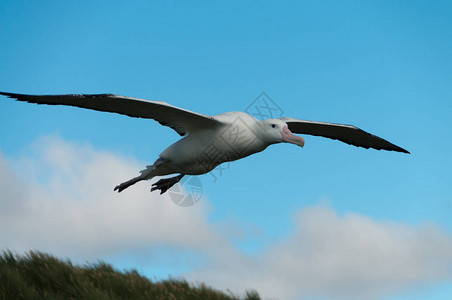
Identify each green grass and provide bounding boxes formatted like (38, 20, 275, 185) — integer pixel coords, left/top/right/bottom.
(0, 250, 261, 300)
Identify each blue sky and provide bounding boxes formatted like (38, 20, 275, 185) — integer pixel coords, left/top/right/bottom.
(0, 1, 451, 299)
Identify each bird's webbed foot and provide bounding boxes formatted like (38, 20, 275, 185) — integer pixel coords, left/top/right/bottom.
(151, 174, 184, 195)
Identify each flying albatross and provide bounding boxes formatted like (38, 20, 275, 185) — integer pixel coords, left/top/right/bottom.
(0, 92, 409, 194)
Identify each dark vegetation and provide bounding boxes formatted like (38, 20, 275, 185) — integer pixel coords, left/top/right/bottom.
(0, 250, 260, 300)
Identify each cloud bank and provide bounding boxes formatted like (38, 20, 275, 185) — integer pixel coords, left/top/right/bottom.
(0, 136, 222, 260)
(1, 136, 451, 299)
(190, 206, 452, 299)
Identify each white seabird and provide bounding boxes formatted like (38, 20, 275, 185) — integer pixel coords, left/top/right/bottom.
(0, 92, 409, 194)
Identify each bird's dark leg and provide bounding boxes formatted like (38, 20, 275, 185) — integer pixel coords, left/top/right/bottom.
(151, 174, 185, 195)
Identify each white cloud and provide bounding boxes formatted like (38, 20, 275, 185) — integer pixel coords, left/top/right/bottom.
(0, 136, 222, 261)
(1, 135, 451, 300)
(189, 206, 452, 299)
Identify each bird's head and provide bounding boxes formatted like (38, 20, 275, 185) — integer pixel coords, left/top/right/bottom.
(259, 119, 305, 147)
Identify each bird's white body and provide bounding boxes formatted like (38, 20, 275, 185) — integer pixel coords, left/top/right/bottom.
(0, 92, 409, 194)
(154, 112, 274, 176)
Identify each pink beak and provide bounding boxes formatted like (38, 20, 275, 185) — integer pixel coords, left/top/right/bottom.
(281, 126, 305, 147)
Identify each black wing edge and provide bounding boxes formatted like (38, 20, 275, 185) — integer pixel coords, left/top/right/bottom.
(355, 126, 410, 154)
(282, 118, 410, 154)
(0, 91, 214, 137)
(0, 91, 117, 102)
(330, 125, 411, 154)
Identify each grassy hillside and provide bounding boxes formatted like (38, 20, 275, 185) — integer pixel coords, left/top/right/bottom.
(0, 250, 260, 300)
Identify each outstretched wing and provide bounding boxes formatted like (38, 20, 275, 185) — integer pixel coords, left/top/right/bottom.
(280, 117, 409, 153)
(0, 92, 220, 136)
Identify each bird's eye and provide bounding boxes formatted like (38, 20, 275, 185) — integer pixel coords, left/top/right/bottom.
(271, 124, 276, 128)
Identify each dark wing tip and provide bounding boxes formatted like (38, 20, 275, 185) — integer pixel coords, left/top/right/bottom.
(390, 142, 410, 154)
(398, 147, 410, 154)
(0, 91, 18, 97)
(0, 91, 118, 98)
(0, 91, 34, 102)
(362, 129, 410, 154)
(386, 145, 410, 154)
